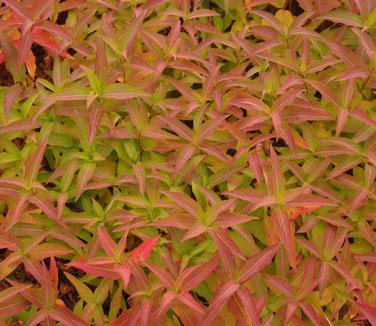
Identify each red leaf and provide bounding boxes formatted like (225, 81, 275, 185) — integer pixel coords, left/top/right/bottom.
(69, 258, 119, 280)
(130, 235, 160, 264)
(115, 263, 132, 289)
(287, 206, 320, 221)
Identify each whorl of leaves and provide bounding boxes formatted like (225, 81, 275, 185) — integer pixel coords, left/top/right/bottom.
(0, 0, 375, 325)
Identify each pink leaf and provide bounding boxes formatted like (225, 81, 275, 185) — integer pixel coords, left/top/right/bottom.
(3, 0, 32, 24)
(102, 84, 149, 100)
(0, 284, 32, 305)
(115, 263, 132, 289)
(133, 162, 146, 195)
(235, 287, 260, 326)
(305, 79, 340, 109)
(69, 258, 119, 280)
(352, 28, 376, 61)
(178, 255, 218, 293)
(354, 302, 376, 326)
(264, 274, 295, 298)
(239, 244, 280, 283)
(211, 229, 245, 277)
(98, 228, 118, 258)
(251, 10, 285, 34)
(75, 163, 96, 201)
(178, 293, 205, 314)
(201, 280, 240, 325)
(160, 190, 200, 217)
(3, 84, 23, 121)
(272, 206, 296, 268)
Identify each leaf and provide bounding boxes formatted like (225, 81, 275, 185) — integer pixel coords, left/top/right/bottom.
(98, 228, 118, 259)
(0, 284, 32, 305)
(305, 79, 340, 109)
(233, 287, 260, 326)
(263, 274, 295, 298)
(16, 29, 33, 72)
(102, 84, 150, 100)
(69, 258, 119, 280)
(120, 9, 146, 59)
(272, 206, 296, 268)
(285, 193, 336, 208)
(187, 9, 219, 19)
(288, 206, 319, 223)
(178, 255, 218, 293)
(211, 229, 244, 277)
(159, 116, 193, 141)
(133, 162, 146, 195)
(0, 294, 28, 318)
(160, 190, 200, 217)
(275, 10, 294, 30)
(75, 162, 96, 200)
(36, 20, 72, 43)
(238, 244, 280, 283)
(201, 280, 240, 325)
(298, 302, 322, 326)
(351, 27, 376, 61)
(3, 0, 32, 26)
(82, 66, 102, 95)
(130, 235, 160, 264)
(24, 123, 53, 183)
(318, 10, 363, 27)
(3, 84, 23, 120)
(29, 243, 73, 260)
(252, 10, 285, 34)
(50, 304, 87, 326)
(269, 146, 285, 200)
(115, 264, 132, 288)
(354, 302, 376, 326)
(32, 28, 71, 58)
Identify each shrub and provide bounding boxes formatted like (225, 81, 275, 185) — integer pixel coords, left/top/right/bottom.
(0, 0, 375, 325)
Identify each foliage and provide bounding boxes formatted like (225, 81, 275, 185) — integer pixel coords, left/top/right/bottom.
(0, 0, 375, 325)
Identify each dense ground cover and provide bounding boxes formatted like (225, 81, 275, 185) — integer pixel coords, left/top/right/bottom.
(0, 0, 375, 325)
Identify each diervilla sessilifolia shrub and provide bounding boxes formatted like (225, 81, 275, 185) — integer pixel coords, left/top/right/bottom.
(0, 0, 375, 325)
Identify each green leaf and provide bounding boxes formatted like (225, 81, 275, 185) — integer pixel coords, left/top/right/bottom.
(82, 66, 103, 94)
(365, 8, 376, 29)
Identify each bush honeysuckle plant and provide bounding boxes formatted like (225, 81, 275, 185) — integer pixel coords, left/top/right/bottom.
(0, 0, 375, 325)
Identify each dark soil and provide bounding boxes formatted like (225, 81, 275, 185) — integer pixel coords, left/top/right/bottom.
(0, 62, 14, 86)
(9, 263, 38, 285)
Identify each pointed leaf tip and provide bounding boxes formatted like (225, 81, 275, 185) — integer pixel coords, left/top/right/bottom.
(130, 235, 160, 264)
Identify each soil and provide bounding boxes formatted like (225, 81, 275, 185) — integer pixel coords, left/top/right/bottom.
(0, 62, 14, 86)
